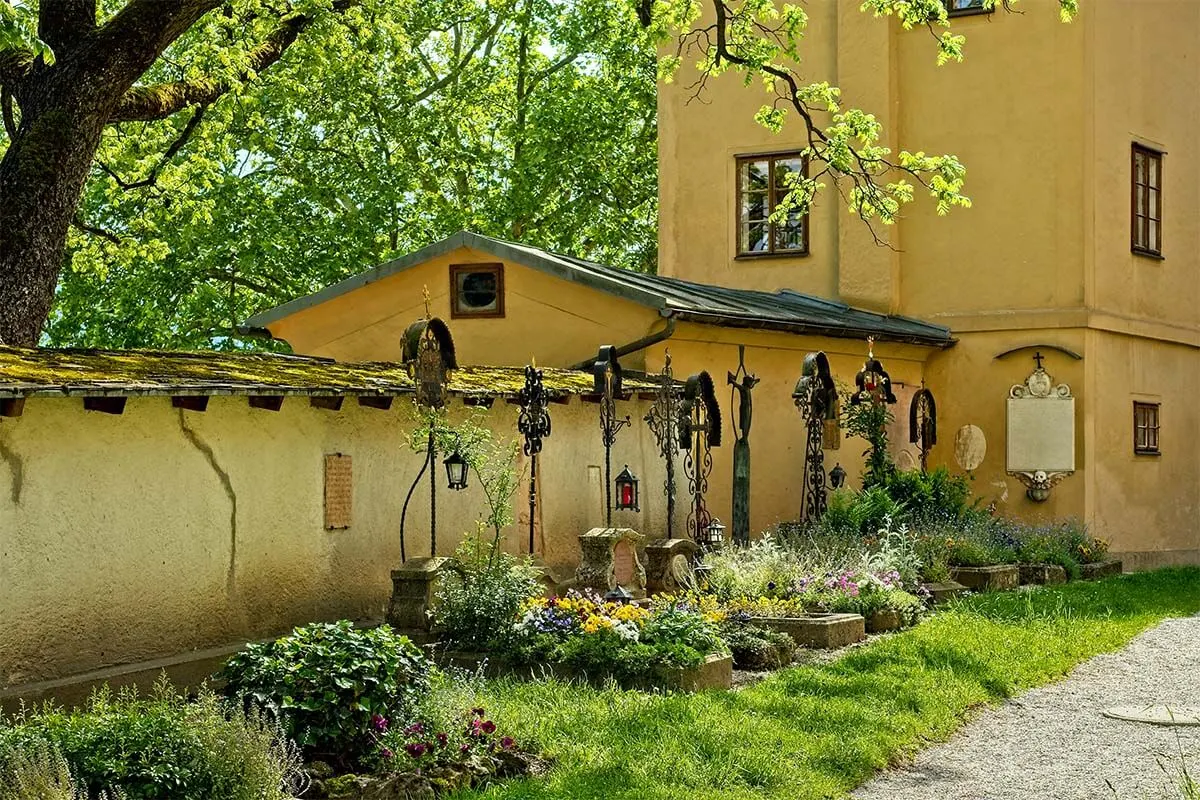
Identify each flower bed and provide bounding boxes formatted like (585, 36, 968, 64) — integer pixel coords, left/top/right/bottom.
(496, 591, 731, 690)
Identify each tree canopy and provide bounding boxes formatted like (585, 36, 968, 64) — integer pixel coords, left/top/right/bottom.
(0, 0, 1078, 348)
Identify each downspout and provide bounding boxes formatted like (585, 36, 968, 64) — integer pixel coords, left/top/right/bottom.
(570, 314, 677, 370)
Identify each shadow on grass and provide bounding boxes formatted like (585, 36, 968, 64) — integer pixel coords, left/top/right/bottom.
(455, 567, 1200, 800)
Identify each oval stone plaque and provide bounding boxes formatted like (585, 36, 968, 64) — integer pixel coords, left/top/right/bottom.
(954, 424, 987, 472)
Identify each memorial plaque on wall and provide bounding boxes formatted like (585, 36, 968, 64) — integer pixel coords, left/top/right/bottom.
(1005, 358, 1075, 501)
(324, 453, 353, 530)
(1006, 396, 1075, 473)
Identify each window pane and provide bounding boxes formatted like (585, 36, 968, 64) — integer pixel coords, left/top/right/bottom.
(949, 0, 984, 9)
(457, 270, 499, 311)
(742, 160, 769, 192)
(1149, 155, 1160, 189)
(1136, 187, 1145, 216)
(741, 191, 767, 222)
(773, 216, 806, 251)
(774, 157, 804, 190)
(1134, 151, 1146, 185)
(742, 222, 769, 253)
(1149, 219, 1159, 250)
(1149, 188, 1159, 219)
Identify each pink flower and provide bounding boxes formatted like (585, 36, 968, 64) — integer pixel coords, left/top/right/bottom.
(380, 747, 394, 759)
(436, 732, 449, 747)
(404, 722, 425, 736)
(481, 720, 496, 735)
(459, 743, 471, 753)
(500, 736, 515, 750)
(405, 742, 428, 758)
(371, 714, 389, 732)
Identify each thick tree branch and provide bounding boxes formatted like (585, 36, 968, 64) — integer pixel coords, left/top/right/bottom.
(86, 0, 223, 83)
(97, 103, 207, 189)
(1, 85, 15, 138)
(0, 48, 34, 87)
(411, 15, 502, 104)
(38, 0, 98, 52)
(109, 1, 352, 122)
(72, 213, 121, 244)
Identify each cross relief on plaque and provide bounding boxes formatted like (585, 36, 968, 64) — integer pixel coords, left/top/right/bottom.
(1006, 352, 1075, 502)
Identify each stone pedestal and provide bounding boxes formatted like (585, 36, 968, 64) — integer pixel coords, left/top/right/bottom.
(921, 581, 969, 605)
(950, 564, 1019, 592)
(643, 538, 698, 595)
(1081, 559, 1123, 580)
(1019, 563, 1068, 586)
(753, 614, 866, 649)
(575, 528, 646, 595)
(386, 557, 454, 641)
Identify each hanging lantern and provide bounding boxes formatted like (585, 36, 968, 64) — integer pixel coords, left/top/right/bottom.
(614, 465, 640, 511)
(829, 463, 847, 489)
(704, 518, 727, 549)
(443, 450, 469, 491)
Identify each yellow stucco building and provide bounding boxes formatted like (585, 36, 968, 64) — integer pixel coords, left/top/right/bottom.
(249, 0, 1200, 569)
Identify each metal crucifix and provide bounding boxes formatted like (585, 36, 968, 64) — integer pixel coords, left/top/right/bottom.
(517, 361, 551, 554)
(679, 371, 721, 545)
(399, 309, 456, 562)
(643, 351, 680, 539)
(727, 346, 759, 547)
(793, 351, 837, 522)
(909, 385, 937, 472)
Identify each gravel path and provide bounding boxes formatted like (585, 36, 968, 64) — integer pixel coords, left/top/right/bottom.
(854, 616, 1200, 800)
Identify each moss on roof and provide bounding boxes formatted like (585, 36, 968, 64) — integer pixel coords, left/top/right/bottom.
(0, 346, 661, 399)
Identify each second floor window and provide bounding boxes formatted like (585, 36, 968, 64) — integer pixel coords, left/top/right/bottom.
(737, 153, 808, 257)
(945, 0, 992, 16)
(1132, 144, 1163, 256)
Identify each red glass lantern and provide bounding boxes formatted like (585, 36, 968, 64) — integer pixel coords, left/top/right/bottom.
(614, 465, 639, 512)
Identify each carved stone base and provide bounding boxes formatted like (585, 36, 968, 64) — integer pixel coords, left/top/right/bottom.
(574, 528, 646, 595)
(643, 538, 698, 595)
(386, 557, 454, 635)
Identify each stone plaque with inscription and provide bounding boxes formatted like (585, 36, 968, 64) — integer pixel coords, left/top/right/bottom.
(1006, 359, 1075, 501)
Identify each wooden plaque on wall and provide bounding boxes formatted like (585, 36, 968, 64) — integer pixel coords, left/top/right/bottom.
(324, 453, 353, 530)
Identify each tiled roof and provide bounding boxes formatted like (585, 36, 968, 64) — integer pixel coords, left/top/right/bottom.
(245, 231, 953, 347)
(0, 345, 660, 400)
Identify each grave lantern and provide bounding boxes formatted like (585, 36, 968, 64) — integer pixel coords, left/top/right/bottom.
(443, 449, 469, 491)
(829, 463, 847, 489)
(604, 585, 634, 604)
(704, 518, 726, 550)
(614, 465, 640, 512)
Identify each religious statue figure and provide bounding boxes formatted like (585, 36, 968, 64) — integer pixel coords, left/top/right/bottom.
(727, 346, 759, 546)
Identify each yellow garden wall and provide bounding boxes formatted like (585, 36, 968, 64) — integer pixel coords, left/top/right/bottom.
(0, 392, 669, 692)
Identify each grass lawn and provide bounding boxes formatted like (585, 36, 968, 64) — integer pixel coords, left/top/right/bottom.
(452, 567, 1200, 800)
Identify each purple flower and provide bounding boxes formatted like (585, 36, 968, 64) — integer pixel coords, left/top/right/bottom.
(500, 736, 516, 750)
(371, 714, 389, 732)
(380, 747, 394, 759)
(460, 743, 471, 754)
(436, 732, 449, 747)
(404, 722, 425, 736)
(405, 742, 428, 758)
(481, 720, 496, 734)
(471, 707, 486, 717)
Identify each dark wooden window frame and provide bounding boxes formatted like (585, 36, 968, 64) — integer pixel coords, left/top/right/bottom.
(1131, 143, 1164, 259)
(449, 262, 506, 319)
(735, 151, 810, 259)
(1133, 401, 1161, 455)
(944, 0, 994, 17)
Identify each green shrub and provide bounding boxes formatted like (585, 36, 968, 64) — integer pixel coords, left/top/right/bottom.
(434, 530, 543, 652)
(0, 682, 299, 800)
(0, 741, 123, 800)
(882, 467, 973, 521)
(819, 486, 905, 537)
(219, 621, 430, 767)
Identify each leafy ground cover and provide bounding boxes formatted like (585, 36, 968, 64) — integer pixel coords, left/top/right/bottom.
(451, 568, 1200, 800)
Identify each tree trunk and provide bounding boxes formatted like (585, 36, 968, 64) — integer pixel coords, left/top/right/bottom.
(0, 92, 108, 345)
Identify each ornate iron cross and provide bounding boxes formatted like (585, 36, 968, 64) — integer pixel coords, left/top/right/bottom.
(679, 372, 721, 545)
(643, 351, 680, 539)
(909, 386, 937, 473)
(794, 351, 836, 522)
(517, 362, 551, 553)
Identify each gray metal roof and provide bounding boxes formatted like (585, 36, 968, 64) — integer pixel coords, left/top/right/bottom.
(245, 231, 953, 348)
